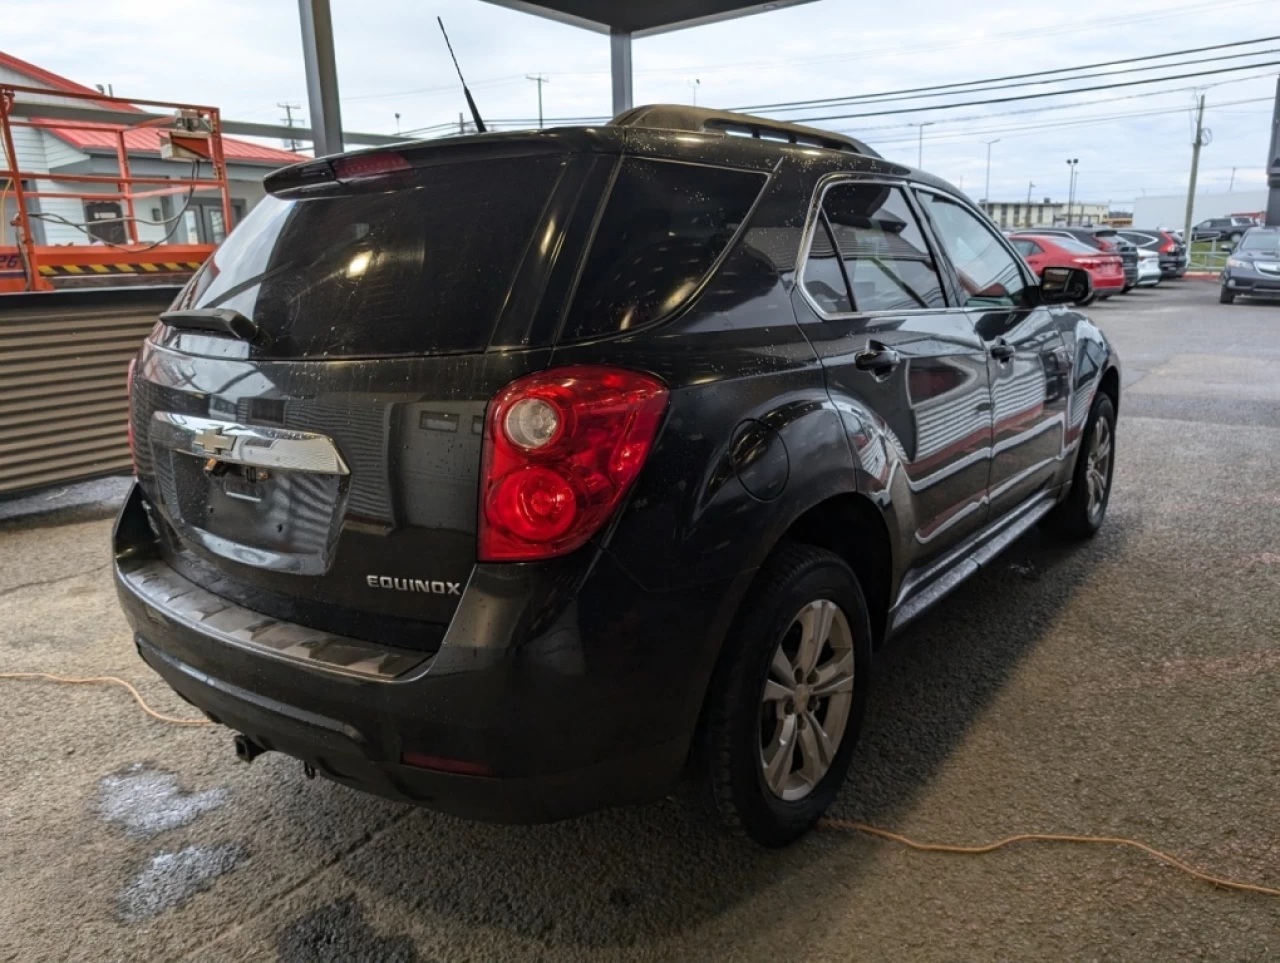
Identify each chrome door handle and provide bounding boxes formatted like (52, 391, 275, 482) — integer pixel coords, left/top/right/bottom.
(990, 340, 1016, 361)
(854, 340, 902, 373)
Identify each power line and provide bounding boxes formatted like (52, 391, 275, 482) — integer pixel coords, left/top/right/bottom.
(792, 60, 1280, 123)
(732, 38, 1280, 114)
(545, 0, 1275, 78)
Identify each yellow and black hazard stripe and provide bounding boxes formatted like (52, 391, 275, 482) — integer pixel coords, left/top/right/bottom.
(38, 261, 204, 277)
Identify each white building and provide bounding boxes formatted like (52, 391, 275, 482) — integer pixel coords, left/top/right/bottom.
(979, 199, 1111, 230)
(0, 49, 303, 249)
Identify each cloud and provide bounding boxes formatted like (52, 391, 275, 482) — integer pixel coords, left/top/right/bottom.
(3, 0, 1274, 201)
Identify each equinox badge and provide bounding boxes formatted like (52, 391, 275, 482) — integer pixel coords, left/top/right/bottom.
(367, 575, 462, 596)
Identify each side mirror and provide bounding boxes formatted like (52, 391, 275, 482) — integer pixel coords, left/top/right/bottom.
(1039, 265, 1093, 306)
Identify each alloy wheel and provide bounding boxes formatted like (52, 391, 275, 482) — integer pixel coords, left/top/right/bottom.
(759, 599, 855, 801)
(1086, 417, 1112, 522)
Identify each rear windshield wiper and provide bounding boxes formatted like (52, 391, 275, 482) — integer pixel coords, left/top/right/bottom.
(159, 308, 271, 347)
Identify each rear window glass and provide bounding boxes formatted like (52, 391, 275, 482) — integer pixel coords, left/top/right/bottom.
(176, 155, 565, 357)
(561, 158, 766, 341)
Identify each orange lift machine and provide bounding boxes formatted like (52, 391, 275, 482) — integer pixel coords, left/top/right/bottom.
(0, 82, 232, 293)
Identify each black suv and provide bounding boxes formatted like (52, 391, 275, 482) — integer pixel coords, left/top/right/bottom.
(1010, 227, 1139, 290)
(115, 106, 1120, 846)
(1192, 217, 1255, 244)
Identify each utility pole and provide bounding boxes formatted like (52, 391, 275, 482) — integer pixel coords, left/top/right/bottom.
(909, 122, 935, 168)
(1065, 158, 1079, 226)
(394, 112, 401, 134)
(1026, 181, 1035, 227)
(278, 102, 303, 151)
(526, 74, 550, 128)
(459, 112, 465, 135)
(689, 78, 701, 106)
(1183, 94, 1207, 244)
(983, 138, 1000, 208)
(1229, 166, 1237, 191)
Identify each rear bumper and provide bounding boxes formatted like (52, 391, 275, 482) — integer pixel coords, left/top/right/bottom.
(114, 484, 736, 823)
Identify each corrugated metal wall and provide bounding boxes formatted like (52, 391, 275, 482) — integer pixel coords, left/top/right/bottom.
(0, 287, 177, 496)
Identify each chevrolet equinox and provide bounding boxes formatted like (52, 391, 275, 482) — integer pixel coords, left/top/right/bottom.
(114, 105, 1120, 846)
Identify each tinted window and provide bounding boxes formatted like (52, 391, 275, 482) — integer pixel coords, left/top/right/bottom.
(919, 192, 1029, 308)
(178, 155, 565, 358)
(811, 183, 945, 313)
(1011, 239, 1041, 256)
(562, 158, 767, 341)
(803, 219, 852, 313)
(1051, 237, 1100, 254)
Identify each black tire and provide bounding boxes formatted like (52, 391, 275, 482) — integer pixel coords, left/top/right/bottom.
(695, 543, 873, 846)
(1219, 288, 1235, 304)
(1043, 393, 1116, 539)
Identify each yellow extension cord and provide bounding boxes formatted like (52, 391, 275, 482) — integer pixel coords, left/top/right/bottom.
(2, 671, 1277, 899)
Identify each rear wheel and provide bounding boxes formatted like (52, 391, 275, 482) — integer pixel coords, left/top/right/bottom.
(1219, 288, 1235, 304)
(696, 544, 872, 846)
(1043, 393, 1116, 539)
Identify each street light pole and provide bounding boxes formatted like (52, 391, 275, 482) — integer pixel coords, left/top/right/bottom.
(1065, 158, 1079, 226)
(689, 78, 701, 106)
(983, 138, 1000, 210)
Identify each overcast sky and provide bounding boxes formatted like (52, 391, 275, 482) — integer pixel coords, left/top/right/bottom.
(3, 0, 1277, 206)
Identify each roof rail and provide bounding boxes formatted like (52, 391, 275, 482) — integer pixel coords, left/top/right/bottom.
(609, 104, 880, 158)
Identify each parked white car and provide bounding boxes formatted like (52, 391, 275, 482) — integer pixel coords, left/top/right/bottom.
(1137, 248, 1162, 287)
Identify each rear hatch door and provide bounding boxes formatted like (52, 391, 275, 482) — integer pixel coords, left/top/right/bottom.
(131, 146, 609, 648)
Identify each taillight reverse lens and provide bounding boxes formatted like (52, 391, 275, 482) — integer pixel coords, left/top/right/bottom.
(479, 366, 669, 561)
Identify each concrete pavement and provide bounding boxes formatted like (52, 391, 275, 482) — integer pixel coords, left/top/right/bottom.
(1, 282, 1277, 962)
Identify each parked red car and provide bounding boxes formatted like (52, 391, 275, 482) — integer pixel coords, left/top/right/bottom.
(1010, 234, 1126, 299)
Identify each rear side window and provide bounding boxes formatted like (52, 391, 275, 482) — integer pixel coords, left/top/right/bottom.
(176, 155, 565, 358)
(561, 158, 766, 341)
(803, 182, 945, 314)
(1011, 239, 1041, 256)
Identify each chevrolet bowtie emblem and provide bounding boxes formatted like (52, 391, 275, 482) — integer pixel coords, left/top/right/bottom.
(193, 426, 234, 455)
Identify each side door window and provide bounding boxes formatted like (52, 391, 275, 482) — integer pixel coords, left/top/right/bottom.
(1010, 239, 1042, 258)
(819, 183, 947, 313)
(916, 192, 1030, 309)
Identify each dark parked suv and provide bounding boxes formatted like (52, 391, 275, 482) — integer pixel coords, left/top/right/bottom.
(115, 106, 1120, 845)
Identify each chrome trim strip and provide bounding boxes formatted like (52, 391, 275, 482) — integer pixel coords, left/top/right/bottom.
(118, 558, 428, 681)
(151, 412, 350, 475)
(891, 489, 1058, 629)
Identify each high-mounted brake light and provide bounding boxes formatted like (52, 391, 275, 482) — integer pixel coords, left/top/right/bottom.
(331, 152, 411, 182)
(479, 366, 669, 562)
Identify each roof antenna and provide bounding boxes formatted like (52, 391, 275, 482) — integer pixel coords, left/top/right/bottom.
(437, 17, 487, 134)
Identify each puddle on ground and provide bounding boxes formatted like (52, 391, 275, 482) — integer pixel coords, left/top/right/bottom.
(98, 764, 227, 838)
(276, 895, 424, 963)
(117, 844, 245, 922)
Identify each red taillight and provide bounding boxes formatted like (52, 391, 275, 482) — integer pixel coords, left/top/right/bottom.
(331, 152, 410, 182)
(1159, 233, 1176, 253)
(1077, 257, 1100, 268)
(1097, 239, 1114, 251)
(479, 366, 669, 561)
(126, 356, 137, 473)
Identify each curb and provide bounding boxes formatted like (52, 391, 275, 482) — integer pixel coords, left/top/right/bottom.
(1183, 272, 1221, 280)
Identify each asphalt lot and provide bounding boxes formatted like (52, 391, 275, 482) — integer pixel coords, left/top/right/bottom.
(1, 281, 1277, 962)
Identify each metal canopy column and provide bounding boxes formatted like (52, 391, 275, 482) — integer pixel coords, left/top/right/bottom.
(610, 28, 633, 115)
(1266, 76, 1280, 227)
(298, 0, 344, 156)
